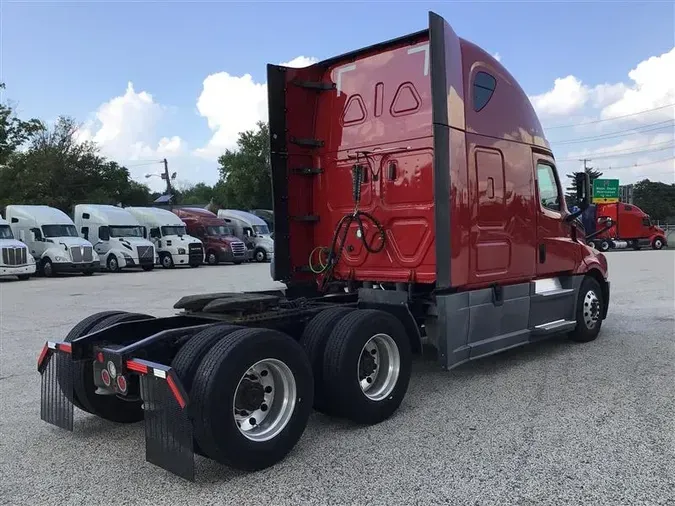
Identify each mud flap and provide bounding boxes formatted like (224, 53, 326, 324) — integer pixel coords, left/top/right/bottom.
(139, 368, 194, 481)
(39, 344, 74, 431)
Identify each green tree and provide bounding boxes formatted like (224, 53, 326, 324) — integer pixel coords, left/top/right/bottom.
(0, 116, 151, 211)
(0, 82, 44, 166)
(566, 166, 603, 208)
(633, 179, 675, 222)
(216, 121, 271, 209)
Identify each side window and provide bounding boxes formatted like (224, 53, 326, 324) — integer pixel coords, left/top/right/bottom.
(150, 227, 161, 239)
(473, 71, 497, 112)
(81, 227, 89, 240)
(642, 217, 650, 227)
(536, 163, 561, 212)
(243, 227, 253, 237)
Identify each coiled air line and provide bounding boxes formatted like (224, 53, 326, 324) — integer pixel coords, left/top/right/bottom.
(309, 162, 387, 286)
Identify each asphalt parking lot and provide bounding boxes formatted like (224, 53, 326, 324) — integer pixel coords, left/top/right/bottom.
(1, 251, 674, 506)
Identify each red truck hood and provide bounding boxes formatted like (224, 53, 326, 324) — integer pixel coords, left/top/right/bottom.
(208, 235, 242, 245)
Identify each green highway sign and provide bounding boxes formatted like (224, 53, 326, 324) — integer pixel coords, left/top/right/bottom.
(592, 178, 620, 203)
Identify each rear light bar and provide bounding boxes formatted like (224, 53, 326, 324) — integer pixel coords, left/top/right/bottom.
(126, 359, 187, 409)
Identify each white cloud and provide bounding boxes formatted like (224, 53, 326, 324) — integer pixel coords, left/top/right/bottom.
(492, 52, 502, 62)
(76, 82, 186, 188)
(529, 75, 590, 116)
(194, 55, 319, 160)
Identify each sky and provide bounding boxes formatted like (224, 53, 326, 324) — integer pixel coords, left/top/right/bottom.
(2, 0, 674, 192)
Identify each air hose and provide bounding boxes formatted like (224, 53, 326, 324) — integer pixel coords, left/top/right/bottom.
(308, 162, 387, 286)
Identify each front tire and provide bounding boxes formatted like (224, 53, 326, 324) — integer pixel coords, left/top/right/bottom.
(322, 309, 412, 425)
(191, 327, 313, 471)
(599, 240, 610, 252)
(254, 248, 267, 263)
(161, 253, 174, 269)
(568, 276, 604, 343)
(41, 258, 54, 277)
(652, 237, 664, 250)
(107, 254, 121, 272)
(142, 264, 154, 271)
(206, 250, 219, 265)
(17, 274, 30, 281)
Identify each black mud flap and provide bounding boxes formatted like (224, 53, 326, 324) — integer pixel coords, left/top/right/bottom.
(139, 366, 194, 481)
(38, 343, 74, 431)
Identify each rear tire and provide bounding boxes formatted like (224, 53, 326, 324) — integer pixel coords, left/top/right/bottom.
(63, 311, 126, 411)
(322, 309, 412, 425)
(171, 324, 243, 456)
(72, 312, 153, 423)
(191, 327, 313, 471)
(568, 276, 604, 343)
(300, 307, 355, 414)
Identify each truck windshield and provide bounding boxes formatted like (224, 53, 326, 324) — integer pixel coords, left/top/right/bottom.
(0, 225, 14, 239)
(253, 225, 270, 235)
(42, 224, 78, 238)
(109, 226, 144, 238)
(161, 226, 187, 236)
(206, 225, 234, 236)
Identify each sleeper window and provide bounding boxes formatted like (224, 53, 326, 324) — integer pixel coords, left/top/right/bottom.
(473, 71, 496, 112)
(536, 163, 561, 212)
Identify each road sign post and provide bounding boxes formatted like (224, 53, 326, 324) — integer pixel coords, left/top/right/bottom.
(592, 178, 620, 204)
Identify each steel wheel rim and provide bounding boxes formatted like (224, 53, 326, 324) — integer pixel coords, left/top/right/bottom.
(583, 289, 600, 329)
(357, 333, 400, 401)
(256, 250, 265, 262)
(162, 256, 171, 268)
(109, 257, 117, 271)
(232, 358, 296, 442)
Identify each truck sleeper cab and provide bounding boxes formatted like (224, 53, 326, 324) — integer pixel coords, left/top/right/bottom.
(74, 204, 158, 272)
(171, 207, 250, 265)
(0, 214, 36, 280)
(38, 12, 610, 483)
(125, 207, 205, 268)
(217, 209, 274, 263)
(5, 205, 99, 277)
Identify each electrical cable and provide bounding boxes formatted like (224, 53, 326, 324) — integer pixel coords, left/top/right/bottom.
(553, 119, 674, 145)
(309, 158, 387, 289)
(557, 141, 675, 162)
(545, 103, 675, 129)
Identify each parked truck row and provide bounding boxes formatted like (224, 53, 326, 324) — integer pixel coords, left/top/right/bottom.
(1, 204, 274, 280)
(39, 11, 618, 483)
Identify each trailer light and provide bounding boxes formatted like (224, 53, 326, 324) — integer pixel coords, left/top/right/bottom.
(101, 369, 111, 386)
(96, 352, 104, 363)
(107, 361, 117, 378)
(116, 375, 128, 393)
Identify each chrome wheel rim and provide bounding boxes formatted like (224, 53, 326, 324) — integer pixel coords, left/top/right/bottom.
(583, 289, 601, 329)
(233, 358, 296, 442)
(256, 250, 265, 262)
(109, 257, 117, 271)
(357, 333, 400, 401)
(654, 239, 662, 249)
(162, 256, 171, 268)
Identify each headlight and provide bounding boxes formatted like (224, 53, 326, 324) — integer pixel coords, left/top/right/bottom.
(178, 248, 186, 255)
(221, 243, 230, 250)
(122, 252, 133, 260)
(28, 255, 35, 264)
(54, 255, 67, 262)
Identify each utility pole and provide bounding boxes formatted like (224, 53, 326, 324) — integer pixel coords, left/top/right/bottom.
(162, 158, 173, 195)
(580, 158, 593, 172)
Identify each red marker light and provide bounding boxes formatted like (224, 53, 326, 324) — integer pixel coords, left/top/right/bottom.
(101, 369, 111, 386)
(116, 375, 127, 393)
(97, 352, 104, 363)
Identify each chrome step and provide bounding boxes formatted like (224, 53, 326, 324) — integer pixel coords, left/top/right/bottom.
(532, 319, 577, 335)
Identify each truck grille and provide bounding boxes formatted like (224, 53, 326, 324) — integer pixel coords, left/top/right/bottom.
(137, 245, 154, 265)
(2, 246, 28, 266)
(70, 246, 93, 263)
(231, 241, 246, 256)
(188, 243, 203, 258)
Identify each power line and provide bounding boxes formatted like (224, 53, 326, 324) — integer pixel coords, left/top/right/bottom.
(558, 141, 675, 161)
(545, 103, 675, 129)
(598, 156, 675, 171)
(124, 160, 164, 168)
(553, 120, 674, 145)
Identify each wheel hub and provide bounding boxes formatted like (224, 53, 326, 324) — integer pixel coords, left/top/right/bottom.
(235, 378, 265, 412)
(359, 351, 377, 378)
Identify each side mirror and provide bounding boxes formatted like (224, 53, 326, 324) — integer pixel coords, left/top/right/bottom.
(99, 226, 110, 241)
(599, 217, 614, 229)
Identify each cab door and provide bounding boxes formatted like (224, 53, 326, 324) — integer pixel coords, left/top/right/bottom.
(533, 154, 579, 277)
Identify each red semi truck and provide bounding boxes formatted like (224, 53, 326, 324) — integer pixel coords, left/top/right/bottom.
(584, 202, 667, 251)
(38, 12, 610, 481)
(171, 207, 252, 264)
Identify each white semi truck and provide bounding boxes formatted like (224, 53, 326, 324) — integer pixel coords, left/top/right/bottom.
(73, 204, 158, 272)
(4, 205, 99, 277)
(0, 214, 36, 280)
(125, 207, 205, 268)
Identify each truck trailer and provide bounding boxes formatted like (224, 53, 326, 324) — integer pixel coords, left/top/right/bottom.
(38, 12, 610, 481)
(125, 206, 205, 268)
(5, 205, 100, 276)
(171, 207, 251, 265)
(583, 202, 667, 251)
(0, 214, 36, 280)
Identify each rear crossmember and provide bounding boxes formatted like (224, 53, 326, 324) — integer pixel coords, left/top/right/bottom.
(38, 330, 196, 480)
